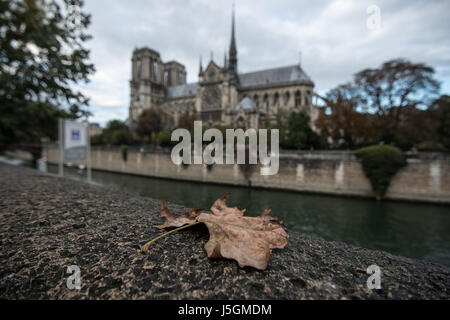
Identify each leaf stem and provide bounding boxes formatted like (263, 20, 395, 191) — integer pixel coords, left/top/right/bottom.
(139, 222, 201, 254)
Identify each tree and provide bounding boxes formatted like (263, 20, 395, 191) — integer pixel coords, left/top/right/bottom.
(316, 59, 441, 149)
(427, 95, 450, 150)
(103, 120, 127, 133)
(101, 120, 132, 145)
(273, 110, 323, 150)
(354, 59, 440, 143)
(136, 108, 173, 142)
(386, 106, 440, 150)
(177, 112, 196, 132)
(315, 84, 377, 149)
(109, 130, 133, 145)
(392, 95, 450, 151)
(154, 130, 173, 147)
(356, 145, 406, 200)
(0, 0, 95, 146)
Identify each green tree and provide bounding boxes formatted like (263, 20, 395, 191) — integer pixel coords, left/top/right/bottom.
(136, 108, 173, 142)
(103, 120, 127, 133)
(0, 0, 95, 146)
(356, 145, 407, 200)
(101, 120, 132, 145)
(154, 130, 173, 147)
(276, 111, 323, 150)
(429, 95, 450, 150)
(109, 130, 133, 145)
(177, 112, 196, 132)
(90, 133, 103, 145)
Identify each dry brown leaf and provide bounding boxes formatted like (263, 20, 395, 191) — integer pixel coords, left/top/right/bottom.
(154, 194, 288, 270)
(197, 193, 288, 270)
(210, 192, 246, 216)
(157, 200, 203, 229)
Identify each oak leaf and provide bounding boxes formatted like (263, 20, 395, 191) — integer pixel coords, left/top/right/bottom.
(154, 194, 288, 270)
(157, 200, 203, 229)
(198, 193, 288, 270)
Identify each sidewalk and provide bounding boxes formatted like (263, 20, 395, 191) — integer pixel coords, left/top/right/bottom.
(0, 163, 448, 299)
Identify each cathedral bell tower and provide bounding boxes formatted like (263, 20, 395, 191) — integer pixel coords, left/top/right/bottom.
(128, 48, 164, 123)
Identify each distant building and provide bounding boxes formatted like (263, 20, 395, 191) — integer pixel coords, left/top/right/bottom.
(89, 123, 102, 137)
(127, 8, 317, 130)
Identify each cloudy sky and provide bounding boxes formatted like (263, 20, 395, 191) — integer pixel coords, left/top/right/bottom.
(79, 0, 450, 126)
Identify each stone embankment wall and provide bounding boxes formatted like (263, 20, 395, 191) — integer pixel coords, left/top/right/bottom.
(16, 145, 450, 204)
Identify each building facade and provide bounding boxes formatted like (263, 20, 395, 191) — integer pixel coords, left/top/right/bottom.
(88, 123, 102, 137)
(127, 10, 317, 130)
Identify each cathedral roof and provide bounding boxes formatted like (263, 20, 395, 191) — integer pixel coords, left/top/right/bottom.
(165, 65, 314, 100)
(234, 96, 257, 112)
(166, 83, 197, 99)
(239, 64, 314, 88)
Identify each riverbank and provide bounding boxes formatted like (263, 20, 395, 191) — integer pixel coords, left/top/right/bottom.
(0, 163, 449, 299)
(39, 145, 450, 204)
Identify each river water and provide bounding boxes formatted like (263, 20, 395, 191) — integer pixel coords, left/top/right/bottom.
(47, 164, 450, 266)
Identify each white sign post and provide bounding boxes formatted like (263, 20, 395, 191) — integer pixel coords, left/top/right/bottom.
(58, 119, 92, 183)
(58, 118, 64, 177)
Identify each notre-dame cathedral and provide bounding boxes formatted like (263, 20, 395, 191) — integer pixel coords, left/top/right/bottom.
(127, 9, 317, 130)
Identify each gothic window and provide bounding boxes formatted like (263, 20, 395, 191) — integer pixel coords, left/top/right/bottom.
(136, 59, 142, 79)
(133, 85, 140, 102)
(208, 69, 216, 80)
(284, 92, 290, 105)
(263, 94, 269, 108)
(153, 61, 158, 80)
(273, 92, 279, 106)
(295, 90, 301, 108)
(237, 116, 246, 129)
(178, 71, 183, 84)
(163, 71, 169, 87)
(305, 90, 311, 107)
(253, 94, 259, 107)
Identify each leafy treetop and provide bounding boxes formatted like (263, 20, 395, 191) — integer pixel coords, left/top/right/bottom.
(0, 0, 94, 145)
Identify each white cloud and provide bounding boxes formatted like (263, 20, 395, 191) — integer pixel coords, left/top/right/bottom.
(78, 0, 450, 126)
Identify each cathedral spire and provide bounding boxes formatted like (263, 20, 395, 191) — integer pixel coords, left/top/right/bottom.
(199, 55, 203, 76)
(228, 3, 238, 77)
